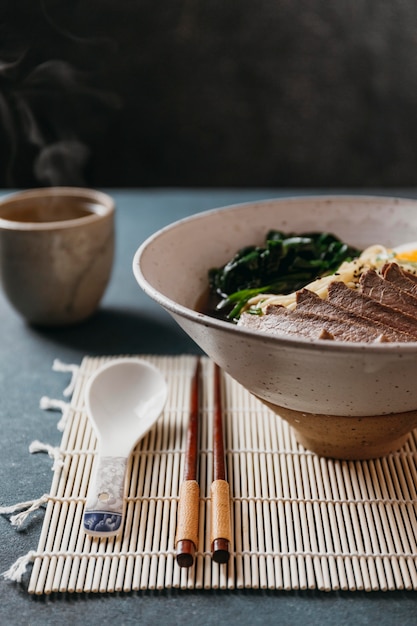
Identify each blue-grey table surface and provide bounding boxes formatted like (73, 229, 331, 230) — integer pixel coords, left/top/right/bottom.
(1, 188, 417, 625)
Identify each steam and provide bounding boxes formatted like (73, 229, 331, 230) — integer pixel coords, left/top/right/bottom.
(33, 139, 90, 186)
(0, 3, 121, 186)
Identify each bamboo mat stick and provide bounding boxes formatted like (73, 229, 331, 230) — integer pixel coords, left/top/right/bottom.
(53, 416, 93, 593)
(355, 461, 384, 591)
(224, 378, 235, 589)
(29, 404, 85, 594)
(376, 458, 407, 589)
(167, 429, 182, 587)
(303, 456, 328, 589)
(318, 456, 349, 590)
(68, 434, 97, 593)
(157, 374, 182, 589)
(262, 412, 281, 589)
(244, 405, 258, 587)
(138, 429, 158, 589)
(128, 435, 149, 591)
(195, 401, 208, 589)
(175, 358, 201, 568)
(146, 437, 164, 589)
(265, 411, 283, 589)
(211, 363, 231, 564)
(43, 409, 91, 594)
(115, 451, 140, 591)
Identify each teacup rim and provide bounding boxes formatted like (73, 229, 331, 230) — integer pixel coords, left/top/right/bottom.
(0, 187, 114, 230)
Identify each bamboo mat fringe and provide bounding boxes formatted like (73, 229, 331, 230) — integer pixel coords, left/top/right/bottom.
(2, 354, 417, 593)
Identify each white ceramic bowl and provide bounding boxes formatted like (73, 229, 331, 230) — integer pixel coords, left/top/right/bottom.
(133, 196, 417, 458)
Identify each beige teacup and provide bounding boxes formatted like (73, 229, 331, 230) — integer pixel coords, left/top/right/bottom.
(0, 187, 115, 326)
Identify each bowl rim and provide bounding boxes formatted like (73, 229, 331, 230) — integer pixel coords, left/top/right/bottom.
(133, 193, 417, 354)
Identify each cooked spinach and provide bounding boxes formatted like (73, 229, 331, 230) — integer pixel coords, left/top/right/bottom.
(208, 231, 361, 320)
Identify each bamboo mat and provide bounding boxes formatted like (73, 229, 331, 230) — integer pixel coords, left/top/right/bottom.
(26, 354, 417, 594)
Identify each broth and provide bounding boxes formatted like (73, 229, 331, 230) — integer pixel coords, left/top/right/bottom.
(195, 287, 232, 322)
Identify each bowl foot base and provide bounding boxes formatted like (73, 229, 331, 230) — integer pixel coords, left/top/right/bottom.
(291, 428, 410, 461)
(259, 399, 417, 460)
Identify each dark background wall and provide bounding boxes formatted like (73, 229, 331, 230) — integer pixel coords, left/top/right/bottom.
(1, 1, 417, 188)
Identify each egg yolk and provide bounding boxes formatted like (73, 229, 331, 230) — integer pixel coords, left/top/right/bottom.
(396, 250, 417, 263)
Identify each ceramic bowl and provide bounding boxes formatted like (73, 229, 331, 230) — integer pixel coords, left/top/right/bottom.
(133, 195, 417, 459)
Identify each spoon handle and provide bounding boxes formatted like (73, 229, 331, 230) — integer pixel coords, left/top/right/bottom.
(83, 455, 128, 537)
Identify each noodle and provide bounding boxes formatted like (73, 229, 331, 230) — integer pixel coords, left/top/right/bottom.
(242, 244, 417, 315)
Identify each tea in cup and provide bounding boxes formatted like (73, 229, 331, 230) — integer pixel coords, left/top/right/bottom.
(0, 187, 115, 326)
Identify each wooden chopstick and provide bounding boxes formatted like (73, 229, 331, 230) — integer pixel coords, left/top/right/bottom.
(211, 363, 232, 564)
(175, 358, 201, 567)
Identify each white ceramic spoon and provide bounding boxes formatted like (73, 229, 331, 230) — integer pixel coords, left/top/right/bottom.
(83, 358, 168, 537)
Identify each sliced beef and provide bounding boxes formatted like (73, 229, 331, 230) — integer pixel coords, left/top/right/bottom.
(360, 268, 417, 320)
(295, 288, 408, 342)
(327, 280, 417, 340)
(399, 266, 417, 284)
(240, 301, 390, 342)
(239, 263, 417, 343)
(239, 307, 325, 340)
(382, 262, 417, 297)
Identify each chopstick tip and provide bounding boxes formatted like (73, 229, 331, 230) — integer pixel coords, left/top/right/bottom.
(176, 539, 196, 568)
(211, 538, 230, 564)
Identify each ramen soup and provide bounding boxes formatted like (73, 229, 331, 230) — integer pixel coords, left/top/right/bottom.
(203, 231, 417, 343)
